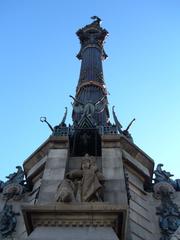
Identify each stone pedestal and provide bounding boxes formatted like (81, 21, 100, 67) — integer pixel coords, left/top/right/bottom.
(26, 226, 119, 240)
(22, 203, 128, 240)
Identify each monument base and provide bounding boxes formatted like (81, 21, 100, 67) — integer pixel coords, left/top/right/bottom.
(22, 203, 128, 240)
(26, 226, 119, 240)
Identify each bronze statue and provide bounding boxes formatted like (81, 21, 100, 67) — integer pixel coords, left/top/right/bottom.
(91, 16, 102, 25)
(70, 95, 106, 118)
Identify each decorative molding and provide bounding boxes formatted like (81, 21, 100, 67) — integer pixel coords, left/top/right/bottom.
(2, 183, 24, 201)
(22, 203, 127, 239)
(0, 204, 19, 238)
(155, 182, 180, 240)
(153, 164, 180, 192)
(0, 166, 29, 201)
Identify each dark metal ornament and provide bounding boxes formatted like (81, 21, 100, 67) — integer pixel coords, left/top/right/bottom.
(156, 192, 180, 240)
(0, 204, 19, 238)
(154, 164, 180, 191)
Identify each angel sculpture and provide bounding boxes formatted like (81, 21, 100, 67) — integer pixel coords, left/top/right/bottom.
(70, 95, 107, 118)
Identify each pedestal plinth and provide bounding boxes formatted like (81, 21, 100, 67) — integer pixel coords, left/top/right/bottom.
(22, 203, 128, 240)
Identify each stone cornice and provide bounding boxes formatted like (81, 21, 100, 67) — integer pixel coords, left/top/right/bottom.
(102, 134, 154, 179)
(23, 136, 69, 174)
(22, 203, 128, 239)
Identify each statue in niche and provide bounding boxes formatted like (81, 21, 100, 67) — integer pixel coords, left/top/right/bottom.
(0, 204, 19, 237)
(56, 154, 104, 202)
(79, 132, 91, 155)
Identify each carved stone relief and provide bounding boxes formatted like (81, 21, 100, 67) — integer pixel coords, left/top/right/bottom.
(56, 154, 104, 202)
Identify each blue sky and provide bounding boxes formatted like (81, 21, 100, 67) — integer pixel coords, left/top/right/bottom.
(0, 0, 180, 180)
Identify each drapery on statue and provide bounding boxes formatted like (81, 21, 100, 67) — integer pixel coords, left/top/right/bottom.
(56, 154, 104, 202)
